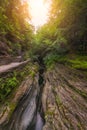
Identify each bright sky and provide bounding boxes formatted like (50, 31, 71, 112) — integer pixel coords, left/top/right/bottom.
(28, 0, 50, 29)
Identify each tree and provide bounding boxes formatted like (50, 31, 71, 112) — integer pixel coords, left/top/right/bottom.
(49, 0, 87, 54)
(0, 0, 33, 56)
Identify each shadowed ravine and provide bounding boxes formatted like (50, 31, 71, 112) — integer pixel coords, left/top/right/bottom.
(0, 58, 87, 130)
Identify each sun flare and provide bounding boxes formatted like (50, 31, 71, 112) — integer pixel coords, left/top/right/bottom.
(28, 0, 50, 28)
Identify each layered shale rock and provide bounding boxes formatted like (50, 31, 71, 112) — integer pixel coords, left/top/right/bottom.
(42, 64, 87, 130)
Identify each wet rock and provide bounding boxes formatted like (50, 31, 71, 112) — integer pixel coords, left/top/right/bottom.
(35, 112, 44, 130)
(3, 77, 39, 130)
(0, 72, 40, 130)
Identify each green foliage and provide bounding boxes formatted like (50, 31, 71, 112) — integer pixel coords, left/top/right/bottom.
(44, 53, 67, 69)
(0, 76, 19, 101)
(44, 52, 87, 70)
(32, 0, 87, 70)
(50, 0, 87, 54)
(6, 77, 18, 88)
(0, 63, 38, 103)
(33, 23, 69, 59)
(67, 56, 87, 70)
(44, 53, 58, 69)
(70, 60, 87, 70)
(0, 0, 33, 56)
(29, 70, 36, 78)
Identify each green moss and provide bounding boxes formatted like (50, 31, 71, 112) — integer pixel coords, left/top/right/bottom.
(29, 70, 36, 78)
(45, 110, 54, 122)
(0, 76, 19, 102)
(77, 122, 83, 130)
(55, 95, 63, 107)
(9, 103, 17, 117)
(44, 53, 87, 71)
(64, 55, 87, 70)
(68, 59, 87, 70)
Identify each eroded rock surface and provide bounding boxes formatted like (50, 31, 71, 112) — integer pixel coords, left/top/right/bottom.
(1, 76, 39, 130)
(0, 62, 87, 130)
(42, 64, 87, 130)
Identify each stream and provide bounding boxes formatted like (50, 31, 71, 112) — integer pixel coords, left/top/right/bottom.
(2, 57, 45, 130)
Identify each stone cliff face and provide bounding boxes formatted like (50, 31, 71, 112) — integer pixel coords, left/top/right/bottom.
(42, 64, 87, 130)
